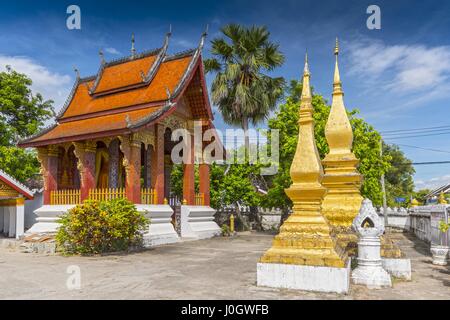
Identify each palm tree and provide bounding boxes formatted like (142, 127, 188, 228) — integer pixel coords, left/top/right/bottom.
(204, 24, 285, 157)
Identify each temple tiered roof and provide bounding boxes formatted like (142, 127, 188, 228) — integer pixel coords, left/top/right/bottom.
(19, 31, 213, 148)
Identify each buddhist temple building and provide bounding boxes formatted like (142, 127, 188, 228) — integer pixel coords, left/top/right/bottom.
(18, 30, 220, 208)
(0, 169, 34, 238)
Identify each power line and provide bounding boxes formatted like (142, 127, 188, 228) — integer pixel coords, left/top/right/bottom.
(380, 125, 450, 134)
(394, 161, 450, 166)
(393, 144, 450, 154)
(383, 131, 450, 139)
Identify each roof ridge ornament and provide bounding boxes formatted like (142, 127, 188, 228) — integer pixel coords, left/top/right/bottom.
(131, 33, 136, 58)
(73, 67, 80, 80)
(99, 49, 105, 65)
(141, 31, 172, 84)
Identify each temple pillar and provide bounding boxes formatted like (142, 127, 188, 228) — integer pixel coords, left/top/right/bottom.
(183, 134, 195, 205)
(152, 124, 165, 204)
(108, 139, 120, 188)
(119, 135, 142, 204)
(73, 141, 96, 201)
(199, 164, 210, 206)
(37, 146, 59, 205)
(127, 137, 142, 203)
(143, 146, 152, 188)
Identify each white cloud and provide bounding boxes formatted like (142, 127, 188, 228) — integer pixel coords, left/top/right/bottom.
(415, 174, 450, 191)
(0, 55, 72, 112)
(347, 38, 450, 94)
(105, 47, 121, 55)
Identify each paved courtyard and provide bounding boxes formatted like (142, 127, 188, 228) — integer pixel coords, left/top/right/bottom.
(0, 232, 448, 299)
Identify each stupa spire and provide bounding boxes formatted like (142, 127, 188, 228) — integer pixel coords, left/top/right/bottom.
(324, 37, 353, 156)
(333, 38, 342, 94)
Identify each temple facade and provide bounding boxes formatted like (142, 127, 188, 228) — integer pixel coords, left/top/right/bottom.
(19, 31, 219, 208)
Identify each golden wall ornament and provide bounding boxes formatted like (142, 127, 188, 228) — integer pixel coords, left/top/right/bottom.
(321, 39, 363, 253)
(259, 54, 347, 268)
(0, 181, 19, 198)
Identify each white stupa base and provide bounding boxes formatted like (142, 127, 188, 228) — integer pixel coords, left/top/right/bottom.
(382, 258, 412, 280)
(351, 265, 392, 288)
(257, 261, 350, 294)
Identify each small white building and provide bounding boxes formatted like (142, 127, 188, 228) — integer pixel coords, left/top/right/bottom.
(0, 170, 34, 239)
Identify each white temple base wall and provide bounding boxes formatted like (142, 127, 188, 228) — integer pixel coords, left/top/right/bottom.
(136, 204, 179, 247)
(257, 261, 350, 294)
(382, 258, 412, 280)
(25, 205, 75, 235)
(180, 205, 221, 239)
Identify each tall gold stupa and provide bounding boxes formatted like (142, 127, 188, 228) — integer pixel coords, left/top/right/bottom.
(321, 39, 363, 253)
(259, 54, 347, 268)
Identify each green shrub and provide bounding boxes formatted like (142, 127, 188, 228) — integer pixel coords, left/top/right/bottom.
(221, 224, 231, 237)
(56, 198, 149, 255)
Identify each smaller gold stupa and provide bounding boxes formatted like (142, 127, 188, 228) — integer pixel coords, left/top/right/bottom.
(321, 38, 363, 253)
(259, 54, 347, 268)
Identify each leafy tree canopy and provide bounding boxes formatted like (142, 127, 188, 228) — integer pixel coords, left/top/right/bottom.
(204, 24, 285, 152)
(0, 66, 54, 182)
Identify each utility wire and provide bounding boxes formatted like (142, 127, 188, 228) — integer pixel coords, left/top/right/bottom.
(380, 124, 450, 134)
(393, 144, 450, 154)
(383, 131, 450, 139)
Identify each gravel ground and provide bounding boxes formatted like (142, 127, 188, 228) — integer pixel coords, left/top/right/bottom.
(0, 231, 448, 299)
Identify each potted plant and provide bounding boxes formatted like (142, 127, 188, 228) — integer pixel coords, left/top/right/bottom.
(431, 219, 449, 266)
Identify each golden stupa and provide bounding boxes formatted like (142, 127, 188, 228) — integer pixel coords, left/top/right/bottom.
(321, 38, 363, 253)
(259, 54, 347, 268)
(321, 39, 401, 258)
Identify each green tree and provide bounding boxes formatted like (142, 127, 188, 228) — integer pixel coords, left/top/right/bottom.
(0, 66, 54, 182)
(383, 143, 415, 207)
(204, 24, 285, 154)
(413, 189, 430, 205)
(263, 80, 391, 213)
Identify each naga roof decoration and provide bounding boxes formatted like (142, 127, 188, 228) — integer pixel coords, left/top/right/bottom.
(19, 29, 212, 148)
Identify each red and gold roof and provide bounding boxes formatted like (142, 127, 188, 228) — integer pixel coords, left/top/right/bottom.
(19, 31, 213, 148)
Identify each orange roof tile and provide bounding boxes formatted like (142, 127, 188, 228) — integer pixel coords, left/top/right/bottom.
(30, 107, 161, 143)
(60, 56, 191, 120)
(94, 54, 158, 94)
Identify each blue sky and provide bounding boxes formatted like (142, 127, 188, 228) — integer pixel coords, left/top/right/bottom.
(1, 0, 450, 191)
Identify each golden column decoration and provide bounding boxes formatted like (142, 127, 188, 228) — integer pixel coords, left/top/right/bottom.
(438, 192, 447, 204)
(321, 38, 363, 253)
(259, 54, 347, 268)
